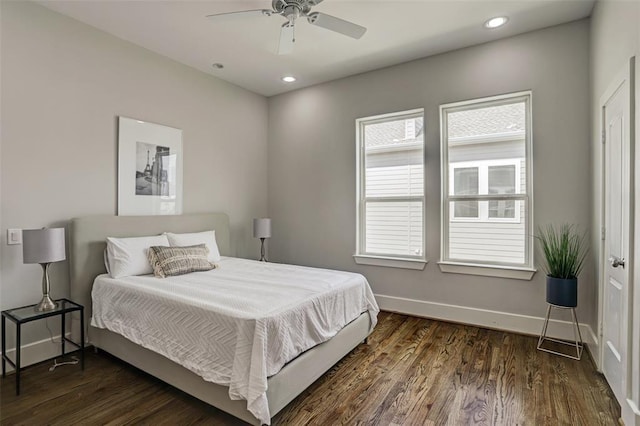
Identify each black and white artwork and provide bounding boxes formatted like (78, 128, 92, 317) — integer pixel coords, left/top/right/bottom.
(135, 142, 171, 196)
(118, 117, 183, 216)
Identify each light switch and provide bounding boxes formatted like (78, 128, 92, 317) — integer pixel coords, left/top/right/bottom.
(7, 229, 22, 245)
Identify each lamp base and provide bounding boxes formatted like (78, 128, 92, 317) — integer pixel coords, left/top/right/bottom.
(259, 237, 268, 262)
(35, 295, 57, 312)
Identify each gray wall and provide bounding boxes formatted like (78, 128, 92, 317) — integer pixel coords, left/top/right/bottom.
(0, 1, 268, 345)
(268, 21, 593, 326)
(589, 0, 640, 409)
(590, 0, 640, 332)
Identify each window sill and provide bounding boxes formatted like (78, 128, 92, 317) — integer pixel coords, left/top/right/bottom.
(437, 261, 536, 280)
(353, 255, 427, 270)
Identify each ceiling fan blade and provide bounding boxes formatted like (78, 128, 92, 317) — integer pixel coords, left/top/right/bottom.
(206, 9, 274, 21)
(278, 23, 295, 55)
(307, 12, 366, 39)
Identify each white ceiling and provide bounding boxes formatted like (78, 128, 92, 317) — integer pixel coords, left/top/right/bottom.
(38, 0, 595, 97)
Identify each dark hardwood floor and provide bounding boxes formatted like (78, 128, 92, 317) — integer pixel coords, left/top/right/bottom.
(1, 312, 620, 425)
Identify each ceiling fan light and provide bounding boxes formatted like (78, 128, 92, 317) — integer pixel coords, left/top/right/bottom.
(484, 16, 508, 29)
(282, 76, 296, 83)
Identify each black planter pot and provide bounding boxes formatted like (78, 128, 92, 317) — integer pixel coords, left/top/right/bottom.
(546, 276, 578, 307)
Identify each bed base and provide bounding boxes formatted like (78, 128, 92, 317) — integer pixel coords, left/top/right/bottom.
(91, 313, 370, 425)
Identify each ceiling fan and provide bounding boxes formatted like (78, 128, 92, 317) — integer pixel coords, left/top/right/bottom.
(206, 0, 367, 55)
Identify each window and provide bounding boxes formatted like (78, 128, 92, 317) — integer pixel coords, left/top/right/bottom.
(449, 159, 521, 222)
(440, 92, 533, 277)
(355, 109, 426, 269)
(452, 166, 479, 218)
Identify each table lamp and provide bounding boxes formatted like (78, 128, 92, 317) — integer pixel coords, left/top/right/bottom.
(253, 218, 271, 262)
(23, 228, 66, 311)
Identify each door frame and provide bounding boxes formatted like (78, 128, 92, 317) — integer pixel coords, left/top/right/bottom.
(633, 50, 640, 424)
(598, 56, 639, 425)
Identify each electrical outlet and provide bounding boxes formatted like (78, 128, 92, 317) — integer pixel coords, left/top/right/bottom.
(7, 229, 22, 245)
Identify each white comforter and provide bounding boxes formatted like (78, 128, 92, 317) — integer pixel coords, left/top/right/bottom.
(91, 257, 379, 425)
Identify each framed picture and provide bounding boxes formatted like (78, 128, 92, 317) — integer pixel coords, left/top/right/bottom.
(117, 117, 183, 215)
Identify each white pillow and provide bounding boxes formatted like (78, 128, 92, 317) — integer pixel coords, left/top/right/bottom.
(164, 230, 221, 262)
(106, 234, 170, 278)
(103, 249, 111, 276)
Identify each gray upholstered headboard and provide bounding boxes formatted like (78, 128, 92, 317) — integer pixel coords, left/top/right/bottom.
(69, 213, 231, 341)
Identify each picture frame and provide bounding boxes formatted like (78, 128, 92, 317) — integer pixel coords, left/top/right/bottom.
(117, 117, 183, 215)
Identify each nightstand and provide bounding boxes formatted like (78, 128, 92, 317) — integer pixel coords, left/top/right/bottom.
(1, 298, 85, 395)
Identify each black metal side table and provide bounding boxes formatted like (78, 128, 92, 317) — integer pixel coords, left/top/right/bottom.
(1, 298, 85, 395)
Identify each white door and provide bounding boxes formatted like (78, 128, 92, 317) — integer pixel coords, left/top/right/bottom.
(601, 64, 632, 406)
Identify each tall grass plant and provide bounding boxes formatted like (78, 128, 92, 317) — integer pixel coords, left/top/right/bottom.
(537, 224, 588, 279)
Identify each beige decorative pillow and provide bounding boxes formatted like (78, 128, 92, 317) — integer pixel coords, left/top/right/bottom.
(147, 244, 217, 278)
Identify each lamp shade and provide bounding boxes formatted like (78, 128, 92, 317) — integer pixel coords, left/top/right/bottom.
(22, 228, 66, 264)
(253, 218, 272, 239)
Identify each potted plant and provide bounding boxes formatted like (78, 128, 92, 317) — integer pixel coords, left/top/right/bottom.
(537, 224, 589, 307)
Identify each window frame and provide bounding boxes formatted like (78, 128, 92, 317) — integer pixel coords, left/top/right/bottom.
(354, 108, 427, 269)
(439, 91, 535, 277)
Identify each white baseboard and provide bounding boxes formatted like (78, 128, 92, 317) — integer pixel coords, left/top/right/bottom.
(375, 294, 599, 361)
(623, 398, 640, 426)
(3, 333, 70, 373)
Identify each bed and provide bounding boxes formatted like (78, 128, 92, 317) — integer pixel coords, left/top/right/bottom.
(69, 213, 378, 425)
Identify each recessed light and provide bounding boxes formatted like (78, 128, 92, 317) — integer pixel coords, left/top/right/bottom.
(282, 76, 296, 83)
(484, 16, 508, 29)
(212, 63, 224, 69)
